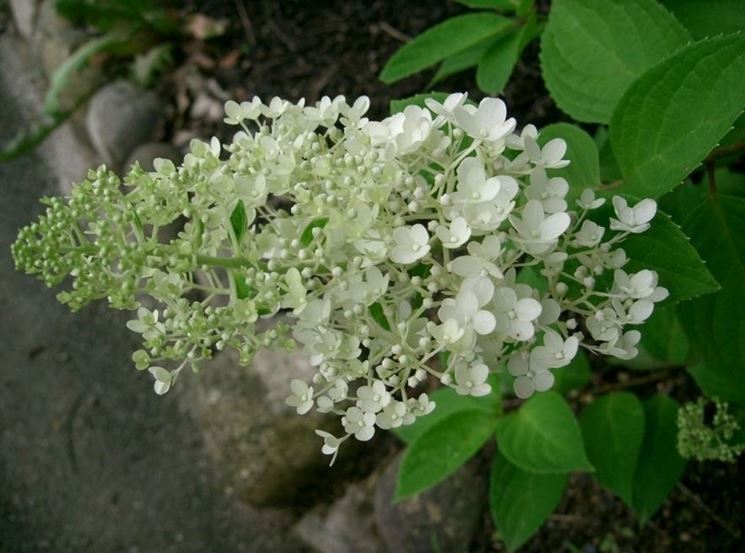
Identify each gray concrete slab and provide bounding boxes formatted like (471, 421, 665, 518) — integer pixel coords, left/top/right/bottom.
(0, 35, 305, 553)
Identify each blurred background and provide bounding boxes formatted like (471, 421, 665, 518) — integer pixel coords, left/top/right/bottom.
(0, 1, 742, 552)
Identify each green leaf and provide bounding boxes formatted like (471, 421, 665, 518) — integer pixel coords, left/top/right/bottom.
(611, 35, 745, 198)
(661, 0, 745, 39)
(395, 410, 499, 499)
(233, 273, 255, 300)
(476, 29, 521, 94)
(553, 350, 592, 394)
(394, 378, 501, 444)
(580, 392, 645, 505)
(631, 395, 686, 523)
(431, 39, 495, 85)
(540, 0, 690, 123)
(595, 127, 623, 183)
(621, 211, 719, 302)
(640, 304, 690, 365)
(230, 199, 247, 242)
(389, 92, 449, 115)
(380, 13, 515, 83)
(496, 391, 593, 473)
(537, 123, 600, 202)
(489, 451, 567, 552)
(300, 217, 329, 247)
(367, 302, 391, 332)
(678, 195, 745, 404)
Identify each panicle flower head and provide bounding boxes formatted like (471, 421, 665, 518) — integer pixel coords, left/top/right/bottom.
(13, 92, 668, 460)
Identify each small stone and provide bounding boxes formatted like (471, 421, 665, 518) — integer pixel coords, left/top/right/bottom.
(374, 453, 486, 553)
(294, 478, 385, 553)
(86, 80, 161, 168)
(123, 142, 181, 172)
(179, 346, 331, 506)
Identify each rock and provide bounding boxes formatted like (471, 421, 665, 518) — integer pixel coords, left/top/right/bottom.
(374, 453, 486, 553)
(294, 478, 386, 553)
(10, 0, 39, 40)
(86, 80, 161, 168)
(123, 142, 181, 172)
(181, 346, 331, 506)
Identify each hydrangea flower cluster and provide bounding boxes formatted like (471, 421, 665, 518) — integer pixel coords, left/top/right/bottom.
(13, 93, 668, 462)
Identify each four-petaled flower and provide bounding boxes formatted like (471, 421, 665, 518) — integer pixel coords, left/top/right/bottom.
(391, 224, 430, 264)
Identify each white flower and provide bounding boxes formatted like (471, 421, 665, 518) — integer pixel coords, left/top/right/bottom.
(530, 329, 579, 370)
(613, 269, 668, 301)
(438, 277, 496, 335)
(613, 298, 655, 325)
(525, 172, 569, 213)
(427, 319, 466, 345)
(315, 429, 341, 464)
(454, 98, 516, 143)
(510, 200, 570, 254)
(224, 97, 262, 124)
(451, 157, 500, 204)
(148, 366, 172, 395)
(454, 362, 491, 396)
(599, 330, 641, 359)
(391, 224, 430, 264)
(492, 286, 542, 341)
(356, 380, 391, 413)
(506, 124, 538, 149)
(342, 406, 376, 441)
(507, 353, 554, 399)
(610, 196, 657, 233)
(286, 379, 314, 414)
(587, 308, 621, 342)
(577, 189, 605, 210)
(523, 136, 569, 169)
(376, 400, 408, 429)
(436, 217, 471, 249)
(574, 220, 605, 248)
(425, 92, 468, 127)
(408, 393, 436, 418)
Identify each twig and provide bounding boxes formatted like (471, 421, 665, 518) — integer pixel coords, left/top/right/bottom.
(677, 483, 742, 539)
(592, 370, 676, 396)
(704, 140, 745, 163)
(706, 161, 717, 197)
(233, 0, 256, 47)
(378, 21, 411, 43)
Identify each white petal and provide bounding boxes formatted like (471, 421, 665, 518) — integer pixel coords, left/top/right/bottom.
(543, 138, 567, 163)
(515, 298, 542, 322)
(540, 212, 571, 240)
(473, 311, 496, 335)
(533, 370, 555, 392)
(514, 376, 535, 399)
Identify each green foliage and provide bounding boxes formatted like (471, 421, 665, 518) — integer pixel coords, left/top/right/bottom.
(230, 200, 248, 242)
(621, 211, 720, 303)
(367, 302, 391, 332)
(394, 376, 501, 443)
(631, 395, 686, 523)
(678, 195, 745, 404)
(611, 35, 745, 199)
(476, 14, 537, 94)
(639, 304, 690, 365)
(537, 123, 600, 202)
(661, 0, 745, 39)
(552, 350, 591, 394)
(580, 392, 645, 505)
(541, 0, 690, 123)
(56, 0, 178, 35)
(496, 392, 593, 473)
(395, 410, 499, 499)
(489, 451, 568, 552)
(380, 13, 515, 84)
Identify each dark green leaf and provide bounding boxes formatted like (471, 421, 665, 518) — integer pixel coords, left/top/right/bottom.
(678, 195, 745, 404)
(621, 211, 719, 302)
(661, 0, 745, 39)
(394, 377, 501, 443)
(496, 391, 593, 473)
(553, 350, 592, 394)
(395, 410, 499, 499)
(230, 199, 247, 242)
(611, 35, 745, 198)
(476, 14, 536, 94)
(640, 304, 690, 365)
(631, 395, 686, 523)
(380, 13, 514, 83)
(457, 0, 518, 9)
(368, 302, 391, 332)
(390, 92, 450, 114)
(300, 217, 329, 247)
(580, 392, 644, 505)
(541, 0, 690, 123)
(431, 39, 496, 85)
(233, 273, 256, 300)
(538, 123, 600, 202)
(489, 451, 567, 552)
